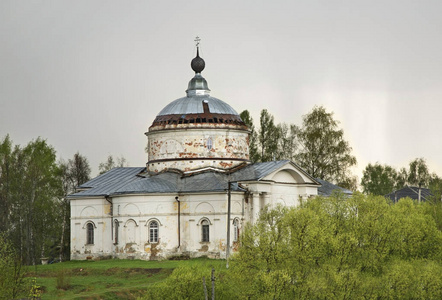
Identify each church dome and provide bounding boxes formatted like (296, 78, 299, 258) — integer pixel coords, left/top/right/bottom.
(150, 47, 245, 129)
(151, 95, 244, 127)
(146, 45, 250, 174)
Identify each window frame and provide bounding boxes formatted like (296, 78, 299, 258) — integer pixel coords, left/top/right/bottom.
(201, 219, 210, 242)
(114, 219, 119, 244)
(86, 222, 94, 245)
(233, 218, 240, 242)
(149, 220, 159, 243)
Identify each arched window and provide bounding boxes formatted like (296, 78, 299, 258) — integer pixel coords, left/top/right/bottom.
(149, 221, 159, 243)
(86, 223, 94, 245)
(114, 220, 119, 244)
(233, 219, 240, 242)
(201, 220, 210, 242)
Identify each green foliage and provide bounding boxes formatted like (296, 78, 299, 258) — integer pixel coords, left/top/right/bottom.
(0, 233, 27, 299)
(55, 268, 71, 290)
(28, 278, 42, 299)
(99, 154, 128, 175)
(258, 109, 279, 162)
(295, 106, 357, 184)
(227, 194, 442, 299)
(0, 135, 63, 265)
(275, 123, 298, 162)
(361, 163, 398, 195)
(239, 106, 358, 186)
(408, 157, 430, 187)
(25, 259, 194, 299)
(139, 263, 235, 300)
(240, 110, 259, 163)
(362, 158, 442, 197)
(58, 152, 91, 262)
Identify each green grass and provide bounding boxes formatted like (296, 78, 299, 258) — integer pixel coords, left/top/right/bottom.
(26, 258, 226, 299)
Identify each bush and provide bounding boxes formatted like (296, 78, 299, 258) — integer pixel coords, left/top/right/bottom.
(56, 268, 71, 290)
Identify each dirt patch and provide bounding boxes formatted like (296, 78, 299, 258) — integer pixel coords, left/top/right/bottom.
(103, 267, 162, 276)
(123, 268, 162, 275)
(104, 267, 120, 275)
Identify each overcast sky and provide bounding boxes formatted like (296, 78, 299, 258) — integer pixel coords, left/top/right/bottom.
(1, 0, 442, 183)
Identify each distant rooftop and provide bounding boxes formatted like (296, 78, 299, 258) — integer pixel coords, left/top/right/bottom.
(385, 186, 433, 202)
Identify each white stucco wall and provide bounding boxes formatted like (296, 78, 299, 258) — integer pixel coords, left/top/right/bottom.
(70, 163, 319, 261)
(71, 191, 245, 260)
(146, 128, 249, 172)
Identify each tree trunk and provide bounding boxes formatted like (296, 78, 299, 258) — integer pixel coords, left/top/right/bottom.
(59, 200, 67, 262)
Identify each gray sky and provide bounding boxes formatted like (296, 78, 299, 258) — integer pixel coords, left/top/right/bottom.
(1, 0, 442, 183)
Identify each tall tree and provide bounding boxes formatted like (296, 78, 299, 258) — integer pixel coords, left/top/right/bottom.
(3, 137, 63, 265)
(0, 135, 13, 234)
(395, 167, 408, 189)
(361, 163, 398, 195)
(58, 152, 91, 261)
(258, 109, 279, 162)
(240, 110, 259, 163)
(295, 106, 357, 184)
(429, 174, 442, 201)
(68, 152, 91, 189)
(407, 158, 430, 187)
(275, 123, 298, 161)
(98, 154, 128, 175)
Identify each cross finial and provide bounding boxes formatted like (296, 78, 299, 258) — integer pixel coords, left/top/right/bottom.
(194, 36, 201, 47)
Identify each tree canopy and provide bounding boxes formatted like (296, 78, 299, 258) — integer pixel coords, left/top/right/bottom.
(0, 135, 63, 265)
(295, 106, 357, 185)
(240, 106, 357, 189)
(361, 163, 398, 195)
(141, 194, 442, 299)
(98, 154, 128, 175)
(228, 195, 442, 299)
(361, 158, 439, 197)
(239, 110, 259, 163)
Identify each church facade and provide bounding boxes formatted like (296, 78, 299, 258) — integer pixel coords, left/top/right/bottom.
(69, 48, 321, 260)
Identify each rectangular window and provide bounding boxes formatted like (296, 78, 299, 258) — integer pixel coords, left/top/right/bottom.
(87, 223, 94, 245)
(202, 224, 209, 242)
(149, 221, 159, 243)
(114, 220, 119, 244)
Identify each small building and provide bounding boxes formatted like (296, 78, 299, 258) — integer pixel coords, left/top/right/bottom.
(385, 186, 433, 203)
(69, 47, 323, 260)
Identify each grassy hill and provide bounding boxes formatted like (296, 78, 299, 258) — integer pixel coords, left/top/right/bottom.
(27, 258, 224, 299)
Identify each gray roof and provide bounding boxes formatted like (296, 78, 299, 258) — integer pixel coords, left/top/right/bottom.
(68, 161, 319, 199)
(385, 186, 432, 202)
(231, 160, 294, 182)
(315, 178, 353, 196)
(73, 167, 146, 197)
(157, 95, 239, 116)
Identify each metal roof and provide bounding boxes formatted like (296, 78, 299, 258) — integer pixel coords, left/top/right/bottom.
(68, 161, 322, 199)
(385, 186, 432, 202)
(315, 178, 353, 196)
(71, 167, 145, 197)
(157, 95, 239, 116)
(230, 160, 292, 182)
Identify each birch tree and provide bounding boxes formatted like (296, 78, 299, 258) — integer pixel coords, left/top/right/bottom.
(295, 106, 357, 184)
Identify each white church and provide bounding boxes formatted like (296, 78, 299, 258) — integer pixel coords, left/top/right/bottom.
(69, 46, 349, 260)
